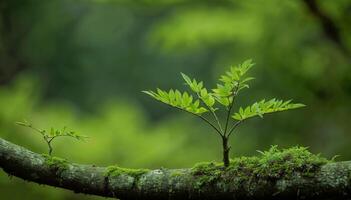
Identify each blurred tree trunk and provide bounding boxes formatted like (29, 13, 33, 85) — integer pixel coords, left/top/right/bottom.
(302, 0, 350, 57)
(1, 137, 351, 200)
(0, 1, 31, 85)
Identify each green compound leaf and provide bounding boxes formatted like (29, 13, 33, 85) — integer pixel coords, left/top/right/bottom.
(15, 120, 87, 155)
(143, 89, 209, 115)
(181, 73, 217, 111)
(181, 72, 204, 93)
(199, 88, 216, 108)
(49, 126, 87, 141)
(144, 59, 305, 141)
(213, 59, 255, 107)
(219, 59, 254, 85)
(232, 99, 305, 121)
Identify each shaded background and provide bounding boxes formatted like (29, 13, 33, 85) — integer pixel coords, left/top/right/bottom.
(0, 0, 350, 199)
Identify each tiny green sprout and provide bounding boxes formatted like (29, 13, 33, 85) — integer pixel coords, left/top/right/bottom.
(143, 59, 305, 167)
(15, 120, 87, 155)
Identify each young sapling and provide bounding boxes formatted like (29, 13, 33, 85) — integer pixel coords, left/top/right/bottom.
(143, 59, 305, 167)
(15, 120, 86, 156)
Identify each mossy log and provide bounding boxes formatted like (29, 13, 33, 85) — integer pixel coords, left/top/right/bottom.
(1, 137, 351, 200)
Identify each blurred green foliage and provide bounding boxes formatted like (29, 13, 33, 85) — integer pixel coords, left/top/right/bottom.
(0, 0, 350, 199)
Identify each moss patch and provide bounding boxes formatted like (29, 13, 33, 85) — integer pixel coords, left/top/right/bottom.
(170, 170, 185, 178)
(104, 165, 150, 179)
(191, 146, 332, 189)
(42, 154, 69, 173)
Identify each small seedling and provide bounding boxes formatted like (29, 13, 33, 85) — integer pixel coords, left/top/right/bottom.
(143, 59, 305, 167)
(15, 120, 87, 155)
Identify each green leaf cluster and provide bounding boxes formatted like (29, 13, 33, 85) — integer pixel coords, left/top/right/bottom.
(232, 99, 306, 120)
(144, 59, 305, 166)
(16, 120, 87, 155)
(181, 73, 216, 108)
(144, 59, 304, 130)
(48, 126, 86, 141)
(16, 120, 86, 141)
(143, 89, 208, 114)
(213, 59, 254, 107)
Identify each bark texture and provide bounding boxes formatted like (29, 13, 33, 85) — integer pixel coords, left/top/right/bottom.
(1, 137, 351, 200)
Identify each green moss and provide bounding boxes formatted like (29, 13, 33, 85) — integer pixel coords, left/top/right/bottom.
(252, 145, 329, 178)
(42, 154, 69, 172)
(170, 170, 185, 177)
(104, 165, 150, 179)
(191, 162, 224, 189)
(191, 146, 332, 189)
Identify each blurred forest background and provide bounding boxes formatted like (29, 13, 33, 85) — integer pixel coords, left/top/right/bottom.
(0, 0, 350, 199)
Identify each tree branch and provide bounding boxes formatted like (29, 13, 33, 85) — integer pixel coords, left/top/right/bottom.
(302, 0, 350, 56)
(1, 137, 351, 200)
